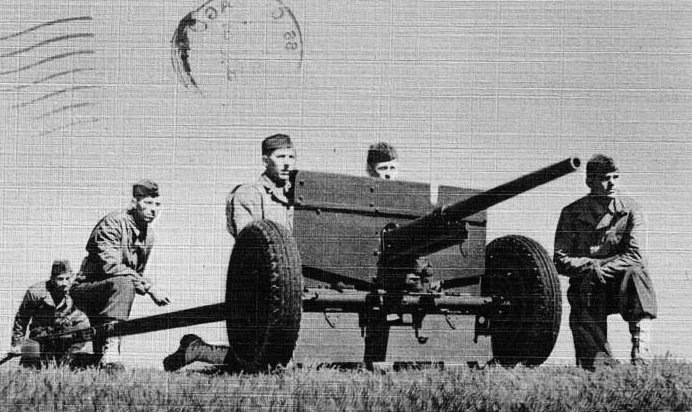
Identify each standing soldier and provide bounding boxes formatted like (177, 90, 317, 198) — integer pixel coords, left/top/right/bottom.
(164, 134, 297, 372)
(9, 260, 90, 368)
(72, 179, 171, 369)
(554, 154, 657, 370)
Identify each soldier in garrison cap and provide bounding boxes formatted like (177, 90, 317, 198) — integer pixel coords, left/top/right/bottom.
(366, 141, 435, 297)
(226, 133, 296, 237)
(71, 179, 171, 370)
(367, 142, 399, 181)
(554, 154, 658, 371)
(164, 134, 298, 372)
(8, 260, 90, 368)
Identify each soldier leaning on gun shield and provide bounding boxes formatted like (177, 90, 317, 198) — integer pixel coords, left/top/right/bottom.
(7, 260, 90, 368)
(162, 138, 433, 371)
(163, 134, 298, 372)
(554, 154, 658, 371)
(225, 134, 296, 237)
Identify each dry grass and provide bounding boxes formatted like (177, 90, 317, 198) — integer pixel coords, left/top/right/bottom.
(0, 358, 690, 411)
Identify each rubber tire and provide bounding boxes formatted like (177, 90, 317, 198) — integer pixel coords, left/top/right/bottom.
(483, 235, 561, 367)
(225, 220, 303, 373)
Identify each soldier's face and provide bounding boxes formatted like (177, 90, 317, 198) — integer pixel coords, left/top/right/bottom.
(133, 196, 161, 223)
(588, 172, 619, 198)
(50, 272, 73, 295)
(372, 160, 399, 180)
(263, 148, 296, 186)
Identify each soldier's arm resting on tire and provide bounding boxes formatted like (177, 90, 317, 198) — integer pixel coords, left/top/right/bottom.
(599, 207, 647, 277)
(227, 185, 263, 238)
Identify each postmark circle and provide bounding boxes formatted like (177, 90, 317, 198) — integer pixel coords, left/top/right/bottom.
(172, 0, 303, 93)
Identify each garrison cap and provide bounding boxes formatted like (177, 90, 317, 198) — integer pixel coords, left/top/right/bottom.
(262, 134, 293, 155)
(51, 259, 73, 277)
(367, 142, 398, 166)
(133, 179, 160, 199)
(586, 154, 619, 179)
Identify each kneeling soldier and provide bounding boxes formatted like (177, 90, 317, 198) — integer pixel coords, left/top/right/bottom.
(10, 260, 90, 368)
(554, 154, 658, 370)
(164, 134, 297, 371)
(71, 179, 171, 370)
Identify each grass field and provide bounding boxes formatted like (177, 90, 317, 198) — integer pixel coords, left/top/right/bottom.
(0, 358, 690, 412)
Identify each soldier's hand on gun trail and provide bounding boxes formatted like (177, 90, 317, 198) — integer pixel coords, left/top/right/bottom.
(148, 285, 172, 306)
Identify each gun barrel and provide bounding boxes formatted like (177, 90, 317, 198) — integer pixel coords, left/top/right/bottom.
(382, 157, 580, 259)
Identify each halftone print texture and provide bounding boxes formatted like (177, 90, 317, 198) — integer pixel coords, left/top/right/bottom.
(0, 0, 690, 371)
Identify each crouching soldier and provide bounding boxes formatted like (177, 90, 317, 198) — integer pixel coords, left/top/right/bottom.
(9, 260, 90, 368)
(554, 154, 658, 370)
(71, 179, 171, 370)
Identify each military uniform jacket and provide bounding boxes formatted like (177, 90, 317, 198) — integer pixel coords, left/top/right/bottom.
(554, 194, 657, 318)
(78, 208, 154, 288)
(12, 281, 89, 346)
(226, 173, 294, 237)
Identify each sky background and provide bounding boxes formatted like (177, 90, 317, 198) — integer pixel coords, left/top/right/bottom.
(1, 0, 691, 367)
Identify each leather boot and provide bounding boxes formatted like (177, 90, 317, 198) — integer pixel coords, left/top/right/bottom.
(629, 320, 651, 366)
(99, 337, 124, 370)
(163, 334, 229, 371)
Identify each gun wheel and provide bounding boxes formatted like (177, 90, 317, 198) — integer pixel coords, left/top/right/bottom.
(225, 220, 303, 373)
(484, 235, 561, 367)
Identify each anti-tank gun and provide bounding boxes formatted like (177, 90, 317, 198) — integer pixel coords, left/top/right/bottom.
(32, 158, 580, 372)
(281, 156, 580, 368)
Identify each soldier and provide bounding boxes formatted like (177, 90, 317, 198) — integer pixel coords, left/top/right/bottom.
(71, 179, 171, 369)
(164, 134, 297, 372)
(554, 154, 657, 370)
(365, 142, 434, 292)
(9, 260, 90, 368)
(366, 142, 399, 181)
(226, 133, 296, 237)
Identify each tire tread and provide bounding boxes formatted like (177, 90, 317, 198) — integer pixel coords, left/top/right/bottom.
(225, 220, 302, 372)
(484, 235, 561, 367)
